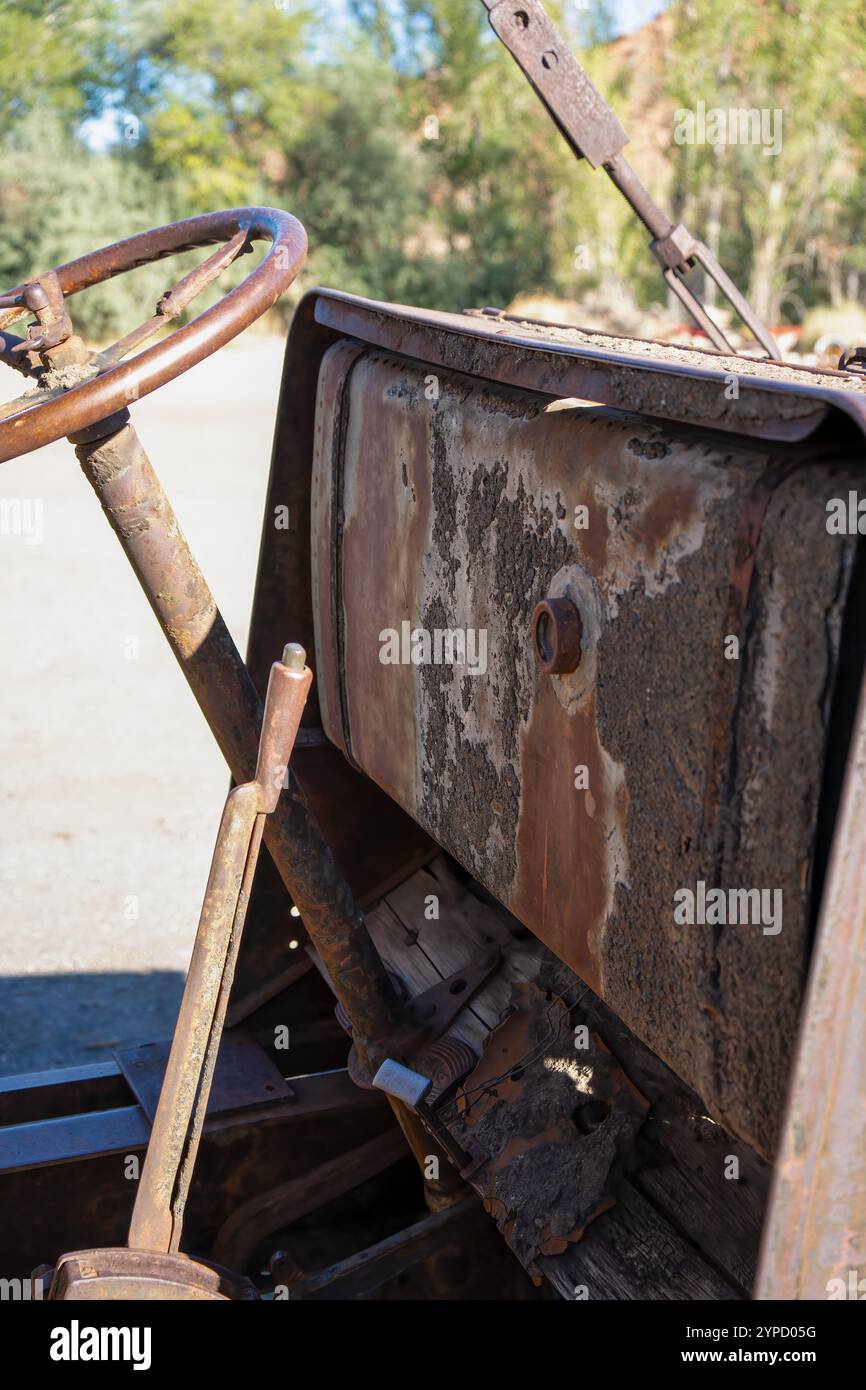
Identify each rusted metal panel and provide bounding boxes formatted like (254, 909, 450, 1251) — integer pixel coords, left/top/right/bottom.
(243, 286, 866, 1013)
(756, 670, 866, 1298)
(313, 344, 862, 1157)
(310, 291, 866, 439)
(311, 339, 370, 754)
(240, 298, 433, 1012)
(115, 1030, 292, 1124)
(453, 980, 647, 1273)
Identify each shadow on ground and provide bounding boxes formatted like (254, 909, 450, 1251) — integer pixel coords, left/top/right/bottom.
(0, 971, 184, 1077)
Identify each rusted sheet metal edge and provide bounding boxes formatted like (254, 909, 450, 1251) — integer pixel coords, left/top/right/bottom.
(242, 296, 434, 938)
(308, 289, 866, 445)
(755, 670, 866, 1299)
(311, 339, 369, 764)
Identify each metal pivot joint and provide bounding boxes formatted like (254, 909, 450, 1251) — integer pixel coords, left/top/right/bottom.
(481, 0, 780, 360)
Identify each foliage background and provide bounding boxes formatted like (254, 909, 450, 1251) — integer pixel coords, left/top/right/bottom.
(0, 0, 864, 340)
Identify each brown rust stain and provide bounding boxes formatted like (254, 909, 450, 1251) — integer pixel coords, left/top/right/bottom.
(340, 355, 433, 807)
(320, 347, 861, 1156)
(451, 981, 648, 1271)
(512, 684, 613, 990)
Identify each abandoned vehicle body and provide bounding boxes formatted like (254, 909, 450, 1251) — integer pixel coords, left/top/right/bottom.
(0, 0, 863, 1306)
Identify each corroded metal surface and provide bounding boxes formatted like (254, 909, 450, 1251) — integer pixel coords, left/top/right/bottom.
(755, 669, 866, 1298)
(450, 979, 647, 1273)
(313, 344, 862, 1157)
(241, 285, 866, 1006)
(310, 292, 866, 438)
(47, 1248, 257, 1301)
(127, 649, 312, 1256)
(241, 299, 433, 1013)
(0, 207, 306, 462)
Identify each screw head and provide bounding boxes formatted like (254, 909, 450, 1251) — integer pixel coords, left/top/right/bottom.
(531, 598, 582, 675)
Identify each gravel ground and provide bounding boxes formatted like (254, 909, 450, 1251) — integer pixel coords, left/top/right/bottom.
(0, 336, 286, 1075)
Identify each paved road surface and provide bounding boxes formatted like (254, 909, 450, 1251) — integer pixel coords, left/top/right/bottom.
(0, 337, 286, 1074)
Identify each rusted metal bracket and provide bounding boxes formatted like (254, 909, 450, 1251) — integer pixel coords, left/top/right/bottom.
(338, 950, 501, 1070)
(481, 0, 780, 360)
(0, 272, 73, 356)
(114, 1028, 293, 1123)
(392, 950, 501, 1056)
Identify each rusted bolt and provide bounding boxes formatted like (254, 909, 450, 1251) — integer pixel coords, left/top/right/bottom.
(531, 598, 582, 675)
(282, 642, 306, 670)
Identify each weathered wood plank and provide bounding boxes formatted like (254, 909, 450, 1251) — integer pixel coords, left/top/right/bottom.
(635, 1113, 769, 1297)
(367, 894, 490, 1048)
(383, 857, 543, 1036)
(540, 1182, 741, 1301)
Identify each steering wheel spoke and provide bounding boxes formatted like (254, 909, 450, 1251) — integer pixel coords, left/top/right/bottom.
(0, 207, 306, 462)
(95, 226, 252, 371)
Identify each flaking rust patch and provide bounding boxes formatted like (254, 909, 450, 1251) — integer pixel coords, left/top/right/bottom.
(450, 981, 648, 1273)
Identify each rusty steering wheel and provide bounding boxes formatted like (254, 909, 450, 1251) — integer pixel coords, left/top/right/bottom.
(0, 207, 306, 464)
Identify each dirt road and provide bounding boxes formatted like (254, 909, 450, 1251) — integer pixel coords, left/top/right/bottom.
(0, 338, 286, 1073)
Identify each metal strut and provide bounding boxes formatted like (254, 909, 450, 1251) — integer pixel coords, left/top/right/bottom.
(128, 644, 312, 1255)
(481, 0, 781, 360)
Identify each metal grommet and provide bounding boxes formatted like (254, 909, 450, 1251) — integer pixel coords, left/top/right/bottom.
(531, 597, 582, 675)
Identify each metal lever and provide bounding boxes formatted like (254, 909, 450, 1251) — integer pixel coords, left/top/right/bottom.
(481, 0, 781, 360)
(127, 643, 312, 1254)
(372, 1060, 482, 1179)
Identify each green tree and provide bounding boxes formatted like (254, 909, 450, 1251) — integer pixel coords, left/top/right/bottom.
(0, 0, 116, 134)
(0, 112, 175, 339)
(667, 0, 866, 322)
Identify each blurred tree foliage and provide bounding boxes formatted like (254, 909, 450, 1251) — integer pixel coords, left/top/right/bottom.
(0, 0, 863, 340)
(666, 0, 866, 322)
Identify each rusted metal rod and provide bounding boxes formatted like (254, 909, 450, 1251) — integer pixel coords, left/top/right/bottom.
(74, 420, 402, 1067)
(481, 0, 780, 360)
(129, 645, 311, 1253)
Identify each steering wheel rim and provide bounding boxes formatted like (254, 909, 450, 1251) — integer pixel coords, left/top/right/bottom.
(0, 207, 306, 464)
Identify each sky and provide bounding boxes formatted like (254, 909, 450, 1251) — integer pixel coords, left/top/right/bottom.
(615, 0, 665, 31)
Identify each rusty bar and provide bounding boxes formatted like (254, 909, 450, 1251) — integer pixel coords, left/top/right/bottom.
(481, 0, 628, 171)
(754, 665, 866, 1299)
(74, 422, 403, 1069)
(95, 230, 252, 370)
(0, 208, 306, 463)
(281, 1197, 482, 1300)
(129, 649, 312, 1253)
(482, 0, 779, 359)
